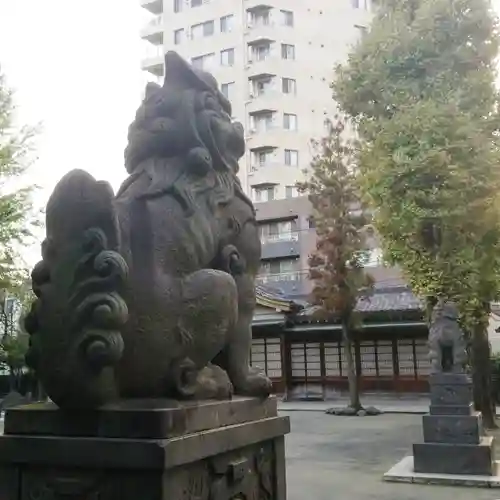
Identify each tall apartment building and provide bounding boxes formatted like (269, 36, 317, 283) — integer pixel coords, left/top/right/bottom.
(140, 0, 379, 298)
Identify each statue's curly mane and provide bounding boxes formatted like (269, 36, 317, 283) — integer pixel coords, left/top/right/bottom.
(121, 79, 253, 216)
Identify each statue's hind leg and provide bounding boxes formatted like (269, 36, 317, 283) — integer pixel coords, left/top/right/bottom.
(215, 272, 272, 398)
(172, 269, 238, 399)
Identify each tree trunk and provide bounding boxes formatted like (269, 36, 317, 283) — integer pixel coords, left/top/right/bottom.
(471, 323, 496, 429)
(342, 321, 361, 411)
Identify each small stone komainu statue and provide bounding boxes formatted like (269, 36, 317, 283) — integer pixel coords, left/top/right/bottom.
(428, 300, 467, 374)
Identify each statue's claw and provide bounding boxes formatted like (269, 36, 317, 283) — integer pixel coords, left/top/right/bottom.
(234, 366, 272, 398)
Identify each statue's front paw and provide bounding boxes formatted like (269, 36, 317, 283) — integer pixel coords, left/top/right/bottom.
(235, 367, 272, 398)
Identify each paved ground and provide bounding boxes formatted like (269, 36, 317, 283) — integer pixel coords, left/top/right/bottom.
(279, 394, 431, 414)
(284, 411, 500, 500)
(279, 395, 500, 414)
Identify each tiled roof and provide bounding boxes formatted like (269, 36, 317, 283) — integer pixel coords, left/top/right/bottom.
(255, 284, 305, 312)
(295, 287, 424, 318)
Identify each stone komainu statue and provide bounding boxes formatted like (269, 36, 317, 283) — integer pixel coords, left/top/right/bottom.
(24, 52, 272, 409)
(428, 300, 467, 374)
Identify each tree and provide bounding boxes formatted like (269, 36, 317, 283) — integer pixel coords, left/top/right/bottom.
(332, 0, 500, 426)
(0, 274, 32, 392)
(0, 68, 40, 290)
(297, 117, 373, 413)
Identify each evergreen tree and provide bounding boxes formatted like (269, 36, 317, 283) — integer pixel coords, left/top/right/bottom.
(333, 0, 500, 426)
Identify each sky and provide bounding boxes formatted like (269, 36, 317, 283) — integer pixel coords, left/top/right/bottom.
(1, 0, 500, 266)
(0, 0, 149, 195)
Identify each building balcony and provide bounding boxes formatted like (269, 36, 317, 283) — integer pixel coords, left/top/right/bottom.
(245, 23, 276, 45)
(247, 90, 281, 114)
(140, 0, 163, 14)
(140, 14, 164, 44)
(256, 271, 306, 296)
(245, 56, 280, 79)
(141, 53, 164, 77)
(260, 233, 301, 260)
(245, 1, 275, 12)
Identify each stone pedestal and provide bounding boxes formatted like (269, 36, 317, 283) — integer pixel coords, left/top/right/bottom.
(413, 373, 495, 476)
(0, 396, 289, 500)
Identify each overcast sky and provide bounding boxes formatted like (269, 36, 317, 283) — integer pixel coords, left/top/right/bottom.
(1, 0, 500, 265)
(0, 0, 148, 196)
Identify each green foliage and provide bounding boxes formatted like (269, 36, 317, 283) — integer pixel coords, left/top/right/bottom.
(332, 0, 500, 331)
(0, 69, 40, 290)
(0, 274, 32, 370)
(297, 117, 373, 325)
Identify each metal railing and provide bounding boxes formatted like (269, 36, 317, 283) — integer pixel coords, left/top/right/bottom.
(256, 271, 303, 284)
(260, 232, 299, 244)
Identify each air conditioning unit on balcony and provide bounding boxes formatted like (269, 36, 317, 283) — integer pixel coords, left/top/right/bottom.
(250, 165, 258, 172)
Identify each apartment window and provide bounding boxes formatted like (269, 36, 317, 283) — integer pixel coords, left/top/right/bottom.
(308, 217, 316, 229)
(221, 82, 235, 100)
(191, 20, 214, 39)
(285, 149, 299, 167)
(251, 112, 275, 132)
(174, 28, 184, 45)
(252, 76, 274, 96)
(251, 43, 271, 62)
(174, 0, 183, 13)
(253, 148, 275, 167)
(260, 258, 299, 277)
(248, 9, 270, 27)
(220, 14, 234, 33)
(252, 186, 276, 203)
(191, 53, 215, 70)
(281, 10, 294, 27)
(283, 113, 298, 131)
(281, 44, 295, 60)
(221, 48, 235, 66)
(191, 0, 202, 6)
(285, 186, 299, 199)
(260, 220, 298, 243)
(282, 78, 296, 94)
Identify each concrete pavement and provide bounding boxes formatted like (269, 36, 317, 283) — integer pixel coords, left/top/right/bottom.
(285, 412, 500, 500)
(279, 395, 500, 415)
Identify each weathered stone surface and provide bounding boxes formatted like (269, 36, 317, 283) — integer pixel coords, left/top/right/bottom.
(422, 412, 482, 444)
(429, 402, 473, 416)
(4, 397, 277, 439)
(429, 373, 472, 386)
(430, 382, 473, 406)
(24, 50, 271, 410)
(413, 437, 495, 476)
(0, 400, 290, 499)
(428, 301, 467, 374)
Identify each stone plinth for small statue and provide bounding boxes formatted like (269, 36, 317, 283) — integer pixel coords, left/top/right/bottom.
(384, 301, 499, 487)
(0, 397, 288, 500)
(413, 372, 494, 475)
(0, 51, 289, 499)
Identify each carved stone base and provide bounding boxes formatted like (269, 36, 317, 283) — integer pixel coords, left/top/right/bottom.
(0, 397, 289, 500)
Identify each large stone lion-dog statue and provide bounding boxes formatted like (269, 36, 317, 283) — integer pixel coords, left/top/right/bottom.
(24, 51, 272, 409)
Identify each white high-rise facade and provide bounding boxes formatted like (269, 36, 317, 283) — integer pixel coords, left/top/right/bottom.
(140, 0, 371, 200)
